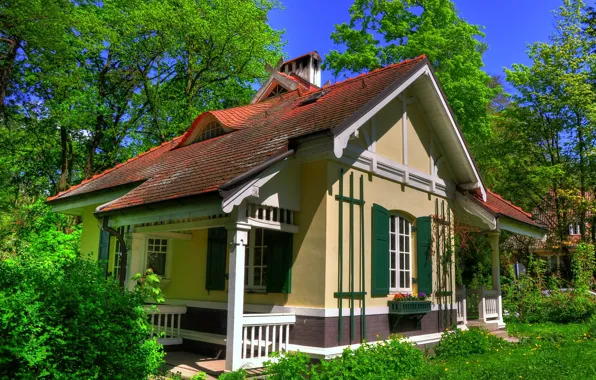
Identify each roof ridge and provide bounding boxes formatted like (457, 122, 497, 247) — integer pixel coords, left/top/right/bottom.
(304, 55, 427, 97)
(47, 137, 182, 201)
(488, 189, 533, 218)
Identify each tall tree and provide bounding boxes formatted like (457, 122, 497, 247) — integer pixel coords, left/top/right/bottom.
(324, 0, 499, 148)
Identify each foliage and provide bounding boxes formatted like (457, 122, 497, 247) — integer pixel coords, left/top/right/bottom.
(418, 323, 596, 379)
(0, 249, 164, 379)
(433, 327, 510, 359)
(325, 0, 499, 148)
(218, 369, 247, 380)
(264, 336, 424, 379)
(502, 246, 596, 323)
(133, 267, 165, 303)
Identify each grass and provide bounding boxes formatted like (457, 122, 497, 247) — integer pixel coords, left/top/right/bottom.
(416, 323, 596, 379)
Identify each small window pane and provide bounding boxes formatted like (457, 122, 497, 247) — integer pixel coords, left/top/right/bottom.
(390, 271, 396, 289)
(390, 216, 396, 233)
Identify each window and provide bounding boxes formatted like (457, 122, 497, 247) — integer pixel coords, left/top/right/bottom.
(198, 121, 224, 141)
(245, 228, 268, 290)
(389, 215, 412, 292)
(569, 224, 581, 235)
(146, 238, 168, 277)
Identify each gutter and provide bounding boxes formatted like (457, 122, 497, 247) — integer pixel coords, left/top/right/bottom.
(218, 149, 295, 194)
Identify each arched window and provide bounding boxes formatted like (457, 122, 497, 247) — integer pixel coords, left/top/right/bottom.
(389, 214, 412, 292)
(198, 121, 224, 142)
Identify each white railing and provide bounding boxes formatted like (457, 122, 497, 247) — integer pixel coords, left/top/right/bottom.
(145, 304, 187, 345)
(456, 286, 467, 324)
(484, 289, 499, 319)
(240, 313, 296, 368)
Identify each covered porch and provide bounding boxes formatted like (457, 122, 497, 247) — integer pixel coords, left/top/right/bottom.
(452, 190, 547, 330)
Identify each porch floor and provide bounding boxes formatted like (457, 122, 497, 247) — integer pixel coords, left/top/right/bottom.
(163, 351, 267, 379)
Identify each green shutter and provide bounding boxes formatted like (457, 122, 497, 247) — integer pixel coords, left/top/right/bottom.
(206, 227, 227, 291)
(416, 216, 433, 295)
(371, 204, 389, 297)
(98, 229, 110, 277)
(265, 230, 293, 293)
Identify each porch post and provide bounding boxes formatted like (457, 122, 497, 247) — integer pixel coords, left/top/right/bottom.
(128, 232, 146, 291)
(225, 222, 250, 372)
(488, 231, 505, 328)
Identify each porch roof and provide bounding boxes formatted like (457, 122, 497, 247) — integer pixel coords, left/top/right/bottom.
(47, 56, 428, 213)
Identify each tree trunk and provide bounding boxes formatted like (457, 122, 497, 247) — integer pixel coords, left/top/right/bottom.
(0, 37, 20, 115)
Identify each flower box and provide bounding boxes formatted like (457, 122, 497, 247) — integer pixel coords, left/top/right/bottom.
(388, 300, 432, 315)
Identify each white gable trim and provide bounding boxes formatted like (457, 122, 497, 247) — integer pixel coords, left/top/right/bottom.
(221, 158, 291, 213)
(250, 71, 298, 104)
(332, 64, 487, 202)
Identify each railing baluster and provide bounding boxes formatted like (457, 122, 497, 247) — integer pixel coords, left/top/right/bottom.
(157, 314, 162, 336)
(243, 326, 247, 359)
(177, 313, 181, 338)
(265, 325, 270, 357)
(285, 324, 290, 352)
(258, 326, 263, 358)
(250, 326, 255, 358)
(278, 324, 283, 352)
(271, 324, 277, 353)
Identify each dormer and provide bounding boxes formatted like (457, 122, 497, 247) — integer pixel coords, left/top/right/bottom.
(251, 51, 322, 104)
(177, 116, 228, 148)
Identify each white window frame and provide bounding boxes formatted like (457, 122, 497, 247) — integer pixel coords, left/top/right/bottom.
(113, 226, 125, 280)
(569, 224, 581, 235)
(389, 214, 412, 293)
(198, 121, 223, 141)
(144, 237, 173, 279)
(245, 228, 268, 292)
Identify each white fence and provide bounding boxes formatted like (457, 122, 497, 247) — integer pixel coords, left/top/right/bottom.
(467, 286, 500, 323)
(240, 313, 296, 368)
(484, 289, 499, 319)
(145, 304, 187, 345)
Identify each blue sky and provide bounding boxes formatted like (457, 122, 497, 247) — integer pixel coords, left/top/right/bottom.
(268, 0, 565, 85)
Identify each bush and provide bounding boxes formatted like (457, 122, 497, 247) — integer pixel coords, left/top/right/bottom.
(434, 327, 509, 359)
(218, 369, 247, 380)
(0, 252, 164, 379)
(265, 336, 424, 379)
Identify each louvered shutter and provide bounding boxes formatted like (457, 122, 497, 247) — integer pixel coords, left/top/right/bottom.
(265, 229, 293, 294)
(206, 227, 227, 291)
(98, 229, 110, 277)
(416, 216, 433, 295)
(371, 204, 390, 297)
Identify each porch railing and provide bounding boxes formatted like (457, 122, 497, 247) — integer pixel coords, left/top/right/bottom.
(145, 304, 187, 345)
(455, 286, 467, 324)
(240, 313, 296, 368)
(467, 286, 499, 323)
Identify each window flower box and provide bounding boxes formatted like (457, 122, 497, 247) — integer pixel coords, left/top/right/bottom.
(388, 292, 431, 316)
(388, 300, 432, 315)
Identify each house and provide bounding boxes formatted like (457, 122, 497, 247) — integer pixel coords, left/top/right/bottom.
(47, 52, 546, 372)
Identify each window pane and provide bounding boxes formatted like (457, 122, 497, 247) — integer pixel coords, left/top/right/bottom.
(390, 270, 396, 289)
(404, 236, 410, 251)
(399, 236, 404, 251)
(390, 234, 396, 251)
(405, 274, 410, 288)
(400, 253, 405, 269)
(399, 271, 405, 288)
(390, 216, 395, 233)
(404, 254, 410, 270)
(254, 268, 261, 285)
(391, 252, 396, 269)
(254, 248, 262, 265)
(148, 238, 154, 245)
(263, 267, 268, 285)
(256, 229, 263, 246)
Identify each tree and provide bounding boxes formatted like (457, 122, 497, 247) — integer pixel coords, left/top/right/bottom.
(484, 0, 595, 248)
(324, 0, 499, 148)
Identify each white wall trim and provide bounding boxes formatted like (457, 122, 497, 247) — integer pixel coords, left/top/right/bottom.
(50, 187, 132, 215)
(164, 299, 455, 317)
(497, 218, 546, 239)
(341, 145, 455, 199)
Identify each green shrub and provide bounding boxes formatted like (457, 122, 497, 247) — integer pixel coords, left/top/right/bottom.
(218, 369, 246, 380)
(265, 336, 424, 379)
(0, 253, 164, 379)
(434, 327, 509, 358)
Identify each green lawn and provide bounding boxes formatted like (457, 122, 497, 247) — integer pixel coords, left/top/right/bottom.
(416, 323, 596, 379)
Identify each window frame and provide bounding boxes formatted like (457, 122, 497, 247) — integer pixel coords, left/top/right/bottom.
(245, 228, 268, 292)
(569, 223, 581, 235)
(144, 236, 172, 279)
(389, 213, 413, 293)
(198, 121, 224, 141)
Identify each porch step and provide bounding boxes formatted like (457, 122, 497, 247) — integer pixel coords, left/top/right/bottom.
(467, 319, 500, 332)
(491, 329, 520, 343)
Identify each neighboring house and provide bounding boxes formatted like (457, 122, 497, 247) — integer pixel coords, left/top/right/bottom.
(47, 52, 546, 371)
(529, 191, 593, 273)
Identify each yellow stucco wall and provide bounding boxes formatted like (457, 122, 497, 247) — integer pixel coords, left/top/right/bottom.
(407, 103, 431, 174)
(375, 97, 404, 164)
(162, 159, 328, 308)
(325, 162, 453, 309)
(80, 204, 102, 260)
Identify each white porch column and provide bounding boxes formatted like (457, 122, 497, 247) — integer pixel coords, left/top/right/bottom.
(225, 222, 250, 372)
(488, 231, 505, 328)
(128, 232, 146, 291)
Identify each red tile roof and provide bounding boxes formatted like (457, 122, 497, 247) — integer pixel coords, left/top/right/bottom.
(473, 189, 545, 229)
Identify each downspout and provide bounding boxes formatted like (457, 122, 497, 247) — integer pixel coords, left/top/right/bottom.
(95, 204, 128, 288)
